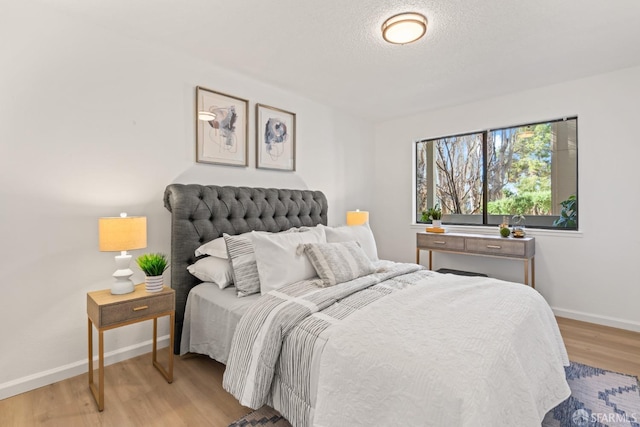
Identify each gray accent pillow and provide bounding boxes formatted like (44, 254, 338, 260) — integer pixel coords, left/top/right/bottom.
(224, 233, 261, 297)
(301, 241, 376, 287)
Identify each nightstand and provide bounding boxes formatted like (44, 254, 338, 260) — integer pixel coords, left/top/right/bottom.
(87, 283, 175, 411)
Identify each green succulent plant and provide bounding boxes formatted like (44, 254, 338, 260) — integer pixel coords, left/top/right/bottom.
(136, 253, 169, 276)
(427, 204, 442, 220)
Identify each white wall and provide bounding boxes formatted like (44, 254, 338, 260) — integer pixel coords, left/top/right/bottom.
(372, 65, 640, 332)
(0, 3, 373, 398)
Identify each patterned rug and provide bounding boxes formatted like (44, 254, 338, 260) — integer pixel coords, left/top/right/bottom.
(543, 362, 640, 427)
(229, 362, 640, 427)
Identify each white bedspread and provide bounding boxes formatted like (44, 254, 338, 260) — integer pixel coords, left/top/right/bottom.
(313, 274, 570, 427)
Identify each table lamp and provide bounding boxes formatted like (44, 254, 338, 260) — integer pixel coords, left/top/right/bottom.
(98, 213, 147, 294)
(346, 210, 369, 226)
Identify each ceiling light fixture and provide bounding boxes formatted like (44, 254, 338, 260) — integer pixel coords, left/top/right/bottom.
(382, 12, 427, 45)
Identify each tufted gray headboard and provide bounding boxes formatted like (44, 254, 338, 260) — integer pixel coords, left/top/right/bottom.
(163, 184, 328, 354)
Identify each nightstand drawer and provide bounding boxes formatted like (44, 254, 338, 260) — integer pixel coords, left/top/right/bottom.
(465, 237, 525, 257)
(97, 292, 174, 327)
(417, 233, 465, 251)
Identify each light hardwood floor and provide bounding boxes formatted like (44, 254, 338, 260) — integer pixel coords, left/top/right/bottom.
(1, 317, 639, 427)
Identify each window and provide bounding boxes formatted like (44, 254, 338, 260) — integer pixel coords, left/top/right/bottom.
(416, 117, 578, 230)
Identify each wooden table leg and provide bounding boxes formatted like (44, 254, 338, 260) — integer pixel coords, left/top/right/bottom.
(98, 329, 104, 410)
(152, 314, 174, 383)
(87, 318, 93, 392)
(428, 250, 433, 270)
(88, 319, 104, 411)
(531, 257, 535, 289)
(416, 248, 420, 264)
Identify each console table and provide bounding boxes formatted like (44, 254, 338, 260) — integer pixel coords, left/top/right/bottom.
(416, 232, 535, 287)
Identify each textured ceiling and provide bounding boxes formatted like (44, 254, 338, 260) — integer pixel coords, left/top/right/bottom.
(43, 0, 640, 121)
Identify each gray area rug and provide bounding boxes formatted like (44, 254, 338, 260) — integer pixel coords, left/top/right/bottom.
(229, 362, 640, 427)
(543, 362, 640, 427)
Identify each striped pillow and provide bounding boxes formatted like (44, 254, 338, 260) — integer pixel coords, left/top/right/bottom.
(301, 241, 376, 287)
(224, 233, 261, 297)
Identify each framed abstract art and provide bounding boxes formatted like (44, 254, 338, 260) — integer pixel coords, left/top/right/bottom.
(255, 103, 296, 171)
(196, 86, 248, 166)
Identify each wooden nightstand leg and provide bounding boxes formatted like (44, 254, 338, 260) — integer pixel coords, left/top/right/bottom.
(88, 319, 104, 411)
(152, 314, 174, 383)
(88, 318, 93, 393)
(428, 250, 433, 270)
(98, 329, 104, 410)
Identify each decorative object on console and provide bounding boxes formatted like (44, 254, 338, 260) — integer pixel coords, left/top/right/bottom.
(511, 214, 526, 238)
(499, 215, 510, 237)
(427, 204, 442, 228)
(346, 209, 369, 226)
(98, 213, 147, 295)
(256, 103, 296, 171)
(136, 253, 169, 292)
(381, 12, 428, 45)
(426, 226, 445, 233)
(196, 86, 248, 167)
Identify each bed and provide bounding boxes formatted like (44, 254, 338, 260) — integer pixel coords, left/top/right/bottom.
(164, 184, 570, 427)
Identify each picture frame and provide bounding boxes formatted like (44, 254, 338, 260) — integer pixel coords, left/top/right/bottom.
(256, 103, 296, 171)
(196, 86, 248, 166)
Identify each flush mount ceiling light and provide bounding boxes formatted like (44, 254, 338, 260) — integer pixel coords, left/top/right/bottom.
(382, 12, 427, 45)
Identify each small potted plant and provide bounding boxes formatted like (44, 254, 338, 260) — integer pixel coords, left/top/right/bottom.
(136, 253, 169, 292)
(428, 204, 443, 228)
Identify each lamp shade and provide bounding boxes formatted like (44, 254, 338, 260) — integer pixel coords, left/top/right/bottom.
(98, 216, 147, 252)
(346, 210, 369, 226)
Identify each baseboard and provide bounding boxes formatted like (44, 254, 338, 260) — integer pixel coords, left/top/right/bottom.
(0, 335, 170, 401)
(552, 307, 640, 332)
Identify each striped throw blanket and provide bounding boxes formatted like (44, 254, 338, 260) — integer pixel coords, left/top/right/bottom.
(223, 261, 428, 425)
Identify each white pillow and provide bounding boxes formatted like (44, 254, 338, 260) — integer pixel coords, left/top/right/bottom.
(252, 226, 327, 294)
(323, 223, 379, 261)
(195, 236, 228, 259)
(187, 256, 233, 289)
(195, 229, 289, 258)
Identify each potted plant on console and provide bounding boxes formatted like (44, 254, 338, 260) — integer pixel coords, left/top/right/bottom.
(428, 204, 442, 228)
(136, 253, 169, 293)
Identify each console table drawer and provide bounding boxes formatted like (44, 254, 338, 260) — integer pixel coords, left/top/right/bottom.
(465, 237, 525, 257)
(417, 233, 465, 251)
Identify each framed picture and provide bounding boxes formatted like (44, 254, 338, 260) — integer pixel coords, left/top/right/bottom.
(196, 86, 248, 166)
(256, 103, 296, 171)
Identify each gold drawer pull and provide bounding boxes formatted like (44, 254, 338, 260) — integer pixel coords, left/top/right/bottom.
(133, 305, 149, 311)
(486, 245, 501, 249)
(434, 241, 447, 245)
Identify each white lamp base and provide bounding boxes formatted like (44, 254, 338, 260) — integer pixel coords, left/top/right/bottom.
(111, 253, 135, 295)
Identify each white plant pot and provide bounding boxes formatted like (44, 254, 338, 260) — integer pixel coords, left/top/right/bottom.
(432, 220, 442, 228)
(145, 275, 164, 292)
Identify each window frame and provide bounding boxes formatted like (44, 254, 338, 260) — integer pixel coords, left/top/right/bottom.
(414, 117, 579, 231)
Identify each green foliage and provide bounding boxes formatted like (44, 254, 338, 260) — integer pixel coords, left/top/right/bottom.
(553, 195, 577, 228)
(500, 227, 511, 237)
(419, 204, 442, 223)
(427, 204, 442, 220)
(136, 253, 169, 276)
(487, 191, 551, 215)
